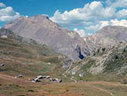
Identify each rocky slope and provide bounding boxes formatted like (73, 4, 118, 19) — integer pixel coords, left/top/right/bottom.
(64, 26, 127, 82)
(65, 41, 127, 82)
(84, 26, 127, 51)
(95, 26, 127, 46)
(3, 15, 89, 61)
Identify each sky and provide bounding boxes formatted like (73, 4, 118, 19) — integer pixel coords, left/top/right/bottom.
(0, 0, 127, 37)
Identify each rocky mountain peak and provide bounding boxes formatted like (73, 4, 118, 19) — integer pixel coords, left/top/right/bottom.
(95, 26, 127, 46)
(3, 15, 89, 61)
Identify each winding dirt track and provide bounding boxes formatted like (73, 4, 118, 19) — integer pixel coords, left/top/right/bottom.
(90, 84, 114, 96)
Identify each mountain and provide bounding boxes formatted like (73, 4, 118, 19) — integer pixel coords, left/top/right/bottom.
(0, 24, 127, 96)
(64, 26, 127, 82)
(95, 26, 127, 46)
(66, 42, 127, 81)
(3, 15, 89, 61)
(85, 26, 127, 48)
(0, 28, 59, 57)
(0, 28, 68, 75)
(84, 26, 127, 53)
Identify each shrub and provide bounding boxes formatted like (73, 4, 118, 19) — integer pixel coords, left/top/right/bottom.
(28, 89, 34, 92)
(121, 77, 127, 84)
(102, 48, 106, 52)
(115, 55, 119, 60)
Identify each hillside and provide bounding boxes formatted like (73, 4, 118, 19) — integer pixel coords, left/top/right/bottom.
(0, 28, 59, 57)
(1, 76, 127, 96)
(95, 26, 127, 47)
(0, 25, 127, 96)
(3, 15, 90, 61)
(84, 26, 127, 51)
(65, 26, 127, 82)
(0, 28, 71, 80)
(1, 26, 126, 82)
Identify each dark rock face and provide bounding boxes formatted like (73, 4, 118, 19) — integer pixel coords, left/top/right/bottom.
(3, 15, 89, 61)
(75, 45, 85, 59)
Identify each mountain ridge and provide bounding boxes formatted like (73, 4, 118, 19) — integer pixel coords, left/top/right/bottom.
(3, 15, 90, 61)
(84, 26, 127, 51)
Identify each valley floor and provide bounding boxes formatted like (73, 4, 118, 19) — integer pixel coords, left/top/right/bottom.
(0, 73, 127, 96)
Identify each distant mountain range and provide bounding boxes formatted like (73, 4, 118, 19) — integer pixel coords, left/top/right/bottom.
(0, 24, 127, 96)
(3, 15, 90, 61)
(1, 15, 127, 82)
(84, 26, 127, 51)
(65, 26, 127, 81)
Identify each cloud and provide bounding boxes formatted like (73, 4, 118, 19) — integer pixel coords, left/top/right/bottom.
(50, 0, 127, 37)
(110, 0, 127, 8)
(86, 21, 110, 31)
(0, 2, 20, 22)
(74, 28, 86, 37)
(0, 3, 6, 7)
(50, 1, 115, 27)
(110, 19, 127, 27)
(86, 19, 127, 32)
(116, 9, 127, 18)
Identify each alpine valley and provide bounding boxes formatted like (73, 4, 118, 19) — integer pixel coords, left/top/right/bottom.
(0, 15, 127, 96)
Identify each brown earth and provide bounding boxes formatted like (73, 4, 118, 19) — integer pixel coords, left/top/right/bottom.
(0, 73, 127, 96)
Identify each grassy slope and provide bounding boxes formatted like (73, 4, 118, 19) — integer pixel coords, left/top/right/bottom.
(0, 74, 127, 96)
(0, 35, 67, 79)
